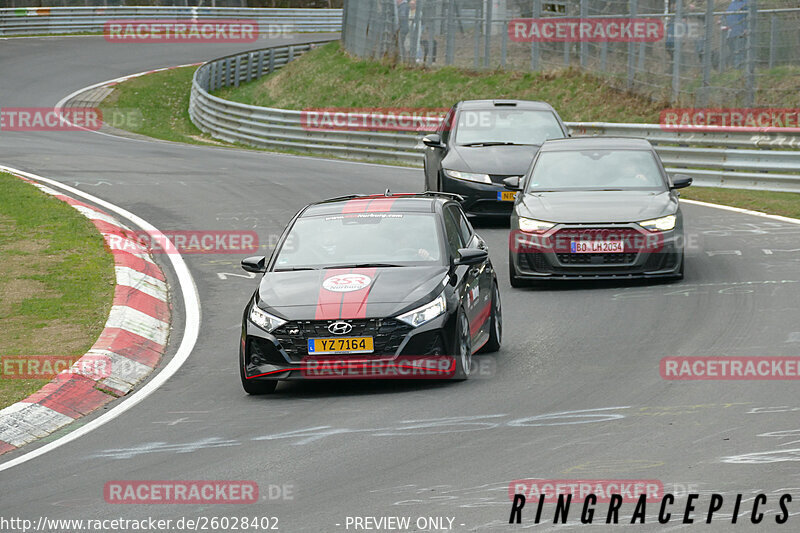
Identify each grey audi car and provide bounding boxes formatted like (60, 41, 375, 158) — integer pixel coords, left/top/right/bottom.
(505, 137, 691, 286)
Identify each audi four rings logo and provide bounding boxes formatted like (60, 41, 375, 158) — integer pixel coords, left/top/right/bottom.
(328, 321, 353, 335)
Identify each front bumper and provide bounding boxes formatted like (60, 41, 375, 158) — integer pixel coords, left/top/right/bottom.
(240, 311, 457, 381)
(442, 174, 516, 216)
(510, 223, 684, 280)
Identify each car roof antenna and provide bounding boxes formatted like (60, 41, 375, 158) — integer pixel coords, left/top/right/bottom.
(385, 189, 392, 196)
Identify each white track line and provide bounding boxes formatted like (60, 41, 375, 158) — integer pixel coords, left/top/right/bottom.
(0, 166, 200, 473)
(682, 199, 800, 226)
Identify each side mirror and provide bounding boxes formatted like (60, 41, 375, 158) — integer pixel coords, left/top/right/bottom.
(503, 176, 521, 190)
(671, 174, 693, 189)
(241, 256, 266, 273)
(422, 133, 443, 148)
(454, 248, 489, 266)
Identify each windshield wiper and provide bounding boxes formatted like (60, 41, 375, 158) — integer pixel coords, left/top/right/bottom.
(323, 263, 405, 269)
(274, 267, 318, 272)
(460, 141, 529, 147)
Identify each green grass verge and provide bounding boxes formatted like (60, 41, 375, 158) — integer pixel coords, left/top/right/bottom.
(99, 66, 207, 144)
(214, 42, 665, 123)
(0, 173, 115, 409)
(682, 187, 800, 220)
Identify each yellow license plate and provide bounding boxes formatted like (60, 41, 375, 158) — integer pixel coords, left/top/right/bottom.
(497, 191, 518, 202)
(307, 337, 374, 354)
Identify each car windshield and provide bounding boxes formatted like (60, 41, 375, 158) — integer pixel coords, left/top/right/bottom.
(454, 109, 564, 146)
(526, 149, 667, 192)
(272, 212, 444, 270)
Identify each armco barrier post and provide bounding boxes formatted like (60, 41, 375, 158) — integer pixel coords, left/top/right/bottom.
(245, 52, 253, 83)
(234, 55, 241, 87)
(256, 49, 265, 78)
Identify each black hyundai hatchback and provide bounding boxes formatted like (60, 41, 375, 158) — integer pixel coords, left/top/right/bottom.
(422, 100, 569, 216)
(239, 192, 501, 394)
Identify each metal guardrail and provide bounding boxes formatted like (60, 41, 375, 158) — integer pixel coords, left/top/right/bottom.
(189, 43, 800, 193)
(0, 6, 342, 35)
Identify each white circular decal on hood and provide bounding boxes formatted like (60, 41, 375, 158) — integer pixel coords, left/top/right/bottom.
(323, 274, 373, 292)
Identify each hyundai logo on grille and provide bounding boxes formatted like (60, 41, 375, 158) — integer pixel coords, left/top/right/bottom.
(328, 321, 353, 335)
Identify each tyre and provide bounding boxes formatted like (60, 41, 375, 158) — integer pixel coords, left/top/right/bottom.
(453, 307, 473, 381)
(481, 282, 502, 353)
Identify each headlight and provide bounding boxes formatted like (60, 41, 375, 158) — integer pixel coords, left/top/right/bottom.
(518, 217, 555, 233)
(639, 214, 676, 232)
(249, 304, 287, 333)
(397, 293, 447, 328)
(443, 169, 492, 184)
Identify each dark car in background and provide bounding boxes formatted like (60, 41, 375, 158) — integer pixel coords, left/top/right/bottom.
(239, 192, 501, 394)
(422, 100, 569, 217)
(506, 137, 692, 286)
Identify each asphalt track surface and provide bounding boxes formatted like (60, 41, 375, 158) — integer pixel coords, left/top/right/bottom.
(1, 34, 800, 532)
